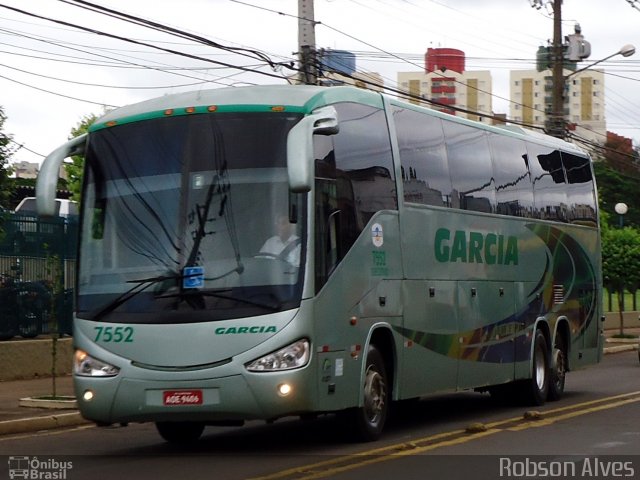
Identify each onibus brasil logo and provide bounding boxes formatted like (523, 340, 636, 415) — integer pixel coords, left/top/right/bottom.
(7, 456, 72, 479)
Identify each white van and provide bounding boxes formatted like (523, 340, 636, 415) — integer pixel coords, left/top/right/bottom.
(15, 197, 78, 217)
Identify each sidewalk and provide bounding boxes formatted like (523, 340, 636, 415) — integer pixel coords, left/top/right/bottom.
(0, 374, 89, 436)
(0, 329, 638, 437)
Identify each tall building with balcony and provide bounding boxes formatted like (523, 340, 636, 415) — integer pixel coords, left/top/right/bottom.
(397, 48, 493, 122)
(509, 67, 605, 144)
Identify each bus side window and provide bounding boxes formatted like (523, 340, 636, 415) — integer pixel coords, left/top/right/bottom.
(526, 142, 568, 222)
(312, 102, 396, 292)
(561, 152, 597, 226)
(489, 135, 534, 218)
(314, 136, 346, 292)
(443, 121, 496, 213)
(393, 106, 452, 208)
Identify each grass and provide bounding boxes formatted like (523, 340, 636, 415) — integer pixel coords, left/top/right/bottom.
(603, 288, 639, 312)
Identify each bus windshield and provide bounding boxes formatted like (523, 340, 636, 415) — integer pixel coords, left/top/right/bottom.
(77, 111, 306, 323)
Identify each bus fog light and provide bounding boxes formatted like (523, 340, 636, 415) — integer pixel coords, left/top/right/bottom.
(278, 383, 292, 396)
(82, 390, 95, 402)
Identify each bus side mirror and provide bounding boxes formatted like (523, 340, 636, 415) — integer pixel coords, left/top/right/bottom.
(287, 106, 339, 193)
(36, 134, 87, 217)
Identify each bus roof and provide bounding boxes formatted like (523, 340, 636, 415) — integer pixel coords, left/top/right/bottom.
(91, 85, 587, 156)
(91, 85, 384, 131)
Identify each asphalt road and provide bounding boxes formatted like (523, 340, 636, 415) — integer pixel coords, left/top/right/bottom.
(1, 351, 639, 480)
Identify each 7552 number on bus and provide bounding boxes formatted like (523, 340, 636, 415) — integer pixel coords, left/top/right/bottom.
(94, 326, 134, 343)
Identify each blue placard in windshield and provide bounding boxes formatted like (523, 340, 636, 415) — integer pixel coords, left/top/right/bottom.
(183, 266, 204, 289)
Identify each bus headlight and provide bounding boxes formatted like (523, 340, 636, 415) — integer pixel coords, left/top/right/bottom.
(74, 349, 120, 377)
(246, 339, 310, 372)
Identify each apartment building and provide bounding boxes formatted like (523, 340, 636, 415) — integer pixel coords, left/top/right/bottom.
(510, 68, 606, 144)
(397, 48, 493, 122)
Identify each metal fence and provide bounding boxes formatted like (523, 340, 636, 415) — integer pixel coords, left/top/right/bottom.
(0, 213, 77, 341)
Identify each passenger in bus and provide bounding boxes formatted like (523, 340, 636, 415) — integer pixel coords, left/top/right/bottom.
(259, 215, 301, 266)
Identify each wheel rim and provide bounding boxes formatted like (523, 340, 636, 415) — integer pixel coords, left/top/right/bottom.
(535, 344, 547, 391)
(553, 348, 566, 389)
(363, 365, 386, 425)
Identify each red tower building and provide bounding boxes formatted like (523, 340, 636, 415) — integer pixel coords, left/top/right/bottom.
(425, 48, 465, 74)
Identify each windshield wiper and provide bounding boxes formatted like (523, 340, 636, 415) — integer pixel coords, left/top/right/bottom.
(89, 272, 195, 321)
(156, 289, 281, 312)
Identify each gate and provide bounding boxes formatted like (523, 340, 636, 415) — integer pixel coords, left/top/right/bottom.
(0, 212, 77, 340)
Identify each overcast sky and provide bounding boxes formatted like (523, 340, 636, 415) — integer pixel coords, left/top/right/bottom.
(1, 0, 639, 167)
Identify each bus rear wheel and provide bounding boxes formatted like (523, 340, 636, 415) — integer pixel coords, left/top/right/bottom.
(521, 330, 549, 406)
(155, 421, 205, 443)
(346, 345, 388, 442)
(547, 333, 566, 401)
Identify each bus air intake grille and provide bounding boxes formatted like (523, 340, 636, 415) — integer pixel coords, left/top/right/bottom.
(553, 285, 564, 305)
(131, 357, 232, 372)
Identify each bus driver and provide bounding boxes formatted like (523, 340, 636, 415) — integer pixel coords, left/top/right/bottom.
(258, 215, 301, 266)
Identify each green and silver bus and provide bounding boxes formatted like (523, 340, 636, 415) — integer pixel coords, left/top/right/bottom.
(36, 85, 602, 443)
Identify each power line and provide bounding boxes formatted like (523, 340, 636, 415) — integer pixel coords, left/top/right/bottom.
(0, 62, 214, 90)
(0, 71, 119, 108)
(0, 3, 293, 81)
(0, 24, 250, 85)
(59, 0, 287, 70)
(8, 138, 45, 158)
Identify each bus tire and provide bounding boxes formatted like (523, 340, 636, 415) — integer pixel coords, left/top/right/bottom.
(347, 345, 388, 442)
(155, 421, 204, 443)
(522, 330, 549, 406)
(547, 332, 566, 401)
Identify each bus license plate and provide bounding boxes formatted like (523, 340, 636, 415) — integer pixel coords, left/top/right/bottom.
(163, 390, 203, 406)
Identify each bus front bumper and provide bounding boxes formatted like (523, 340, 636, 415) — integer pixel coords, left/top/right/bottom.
(74, 369, 315, 425)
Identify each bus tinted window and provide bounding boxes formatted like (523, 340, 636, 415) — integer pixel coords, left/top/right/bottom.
(393, 106, 452, 207)
(489, 135, 534, 217)
(562, 152, 597, 226)
(313, 102, 396, 292)
(526, 142, 567, 222)
(443, 121, 496, 213)
(332, 102, 397, 221)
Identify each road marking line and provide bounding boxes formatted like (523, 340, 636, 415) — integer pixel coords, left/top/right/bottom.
(248, 390, 640, 480)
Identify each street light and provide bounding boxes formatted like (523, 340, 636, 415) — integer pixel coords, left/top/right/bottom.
(548, 43, 636, 138)
(566, 44, 636, 79)
(615, 202, 628, 228)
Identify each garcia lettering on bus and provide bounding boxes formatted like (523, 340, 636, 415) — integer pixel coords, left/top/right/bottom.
(215, 326, 278, 335)
(434, 228, 518, 265)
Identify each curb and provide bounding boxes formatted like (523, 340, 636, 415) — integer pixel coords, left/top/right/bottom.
(0, 412, 90, 436)
(604, 345, 638, 354)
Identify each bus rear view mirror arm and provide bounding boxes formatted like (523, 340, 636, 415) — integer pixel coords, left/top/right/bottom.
(36, 134, 87, 217)
(287, 106, 339, 193)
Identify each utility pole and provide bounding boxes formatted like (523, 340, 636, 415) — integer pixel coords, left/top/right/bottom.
(550, 0, 565, 138)
(298, 0, 318, 85)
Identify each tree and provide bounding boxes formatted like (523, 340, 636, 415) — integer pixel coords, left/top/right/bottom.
(0, 106, 15, 208)
(593, 161, 640, 229)
(601, 225, 640, 335)
(65, 112, 101, 202)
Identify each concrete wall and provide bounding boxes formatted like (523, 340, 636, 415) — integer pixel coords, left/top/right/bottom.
(604, 311, 640, 332)
(0, 338, 73, 381)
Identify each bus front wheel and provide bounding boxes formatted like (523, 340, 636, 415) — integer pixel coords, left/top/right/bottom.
(155, 421, 205, 443)
(346, 345, 389, 442)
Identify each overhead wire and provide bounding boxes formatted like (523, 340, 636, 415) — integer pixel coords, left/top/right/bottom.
(0, 3, 293, 82)
(0, 0, 637, 157)
(0, 71, 119, 108)
(0, 23, 259, 86)
(59, 0, 281, 68)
